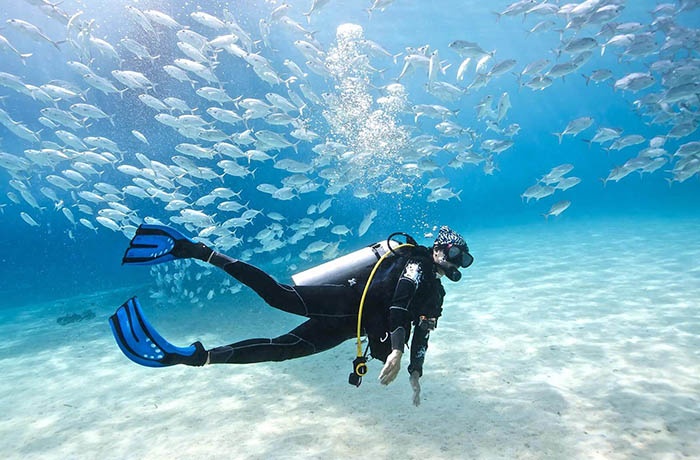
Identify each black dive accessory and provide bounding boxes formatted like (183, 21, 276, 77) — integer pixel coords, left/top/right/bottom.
(349, 232, 418, 387)
(387, 232, 418, 255)
(443, 266, 462, 282)
(418, 315, 437, 331)
(349, 350, 369, 387)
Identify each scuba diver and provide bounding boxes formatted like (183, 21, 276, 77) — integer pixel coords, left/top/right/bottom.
(109, 224, 473, 405)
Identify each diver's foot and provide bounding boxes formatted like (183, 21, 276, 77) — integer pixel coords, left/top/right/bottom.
(162, 341, 209, 366)
(172, 240, 215, 262)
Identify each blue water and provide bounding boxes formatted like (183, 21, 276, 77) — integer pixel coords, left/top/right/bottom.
(0, 0, 698, 304)
(1, 2, 700, 457)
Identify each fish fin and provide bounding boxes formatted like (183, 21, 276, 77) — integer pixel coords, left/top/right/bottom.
(52, 39, 66, 50)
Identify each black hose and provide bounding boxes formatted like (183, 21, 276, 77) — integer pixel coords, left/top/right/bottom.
(386, 232, 417, 256)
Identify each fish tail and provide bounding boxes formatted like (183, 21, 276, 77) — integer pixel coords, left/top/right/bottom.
(513, 71, 522, 85)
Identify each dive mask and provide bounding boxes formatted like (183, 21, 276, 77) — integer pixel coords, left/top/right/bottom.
(439, 244, 473, 282)
(445, 243, 474, 269)
(433, 226, 473, 282)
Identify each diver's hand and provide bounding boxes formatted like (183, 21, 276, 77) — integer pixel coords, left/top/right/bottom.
(409, 371, 421, 406)
(379, 349, 403, 385)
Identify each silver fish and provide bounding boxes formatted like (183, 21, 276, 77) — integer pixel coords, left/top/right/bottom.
(358, 209, 378, 237)
(543, 201, 571, 220)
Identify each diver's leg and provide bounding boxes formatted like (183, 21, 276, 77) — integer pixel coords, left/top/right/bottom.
(206, 252, 359, 319)
(170, 238, 361, 317)
(212, 253, 307, 315)
(207, 318, 355, 364)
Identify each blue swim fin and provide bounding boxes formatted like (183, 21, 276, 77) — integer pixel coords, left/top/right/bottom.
(109, 297, 207, 367)
(122, 223, 196, 265)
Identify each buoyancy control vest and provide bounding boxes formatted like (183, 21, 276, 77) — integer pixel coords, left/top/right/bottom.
(291, 233, 439, 386)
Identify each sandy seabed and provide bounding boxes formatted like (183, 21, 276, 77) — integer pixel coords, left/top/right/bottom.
(1, 216, 699, 459)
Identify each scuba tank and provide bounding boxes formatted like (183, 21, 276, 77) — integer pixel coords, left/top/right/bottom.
(291, 232, 418, 288)
(292, 240, 397, 287)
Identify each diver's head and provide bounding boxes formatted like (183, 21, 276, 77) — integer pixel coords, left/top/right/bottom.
(432, 226, 473, 282)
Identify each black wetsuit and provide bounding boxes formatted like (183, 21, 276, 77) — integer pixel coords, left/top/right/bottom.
(206, 247, 445, 377)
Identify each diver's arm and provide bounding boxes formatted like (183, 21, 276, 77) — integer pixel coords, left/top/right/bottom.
(379, 260, 423, 385)
(407, 323, 430, 378)
(387, 259, 423, 351)
(407, 323, 431, 406)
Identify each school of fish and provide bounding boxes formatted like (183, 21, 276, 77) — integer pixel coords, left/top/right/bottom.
(0, 0, 699, 302)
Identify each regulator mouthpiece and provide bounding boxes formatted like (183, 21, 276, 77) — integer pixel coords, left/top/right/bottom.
(445, 266, 462, 282)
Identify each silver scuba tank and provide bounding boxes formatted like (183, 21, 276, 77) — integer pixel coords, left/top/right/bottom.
(292, 240, 399, 287)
